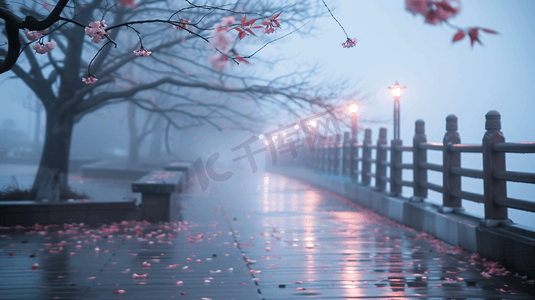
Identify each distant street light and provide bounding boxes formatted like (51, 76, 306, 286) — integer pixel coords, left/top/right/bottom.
(348, 103, 359, 142)
(348, 103, 359, 181)
(389, 81, 406, 140)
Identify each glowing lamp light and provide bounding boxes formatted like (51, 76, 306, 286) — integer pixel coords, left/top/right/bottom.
(308, 120, 317, 128)
(348, 103, 359, 113)
(389, 81, 406, 100)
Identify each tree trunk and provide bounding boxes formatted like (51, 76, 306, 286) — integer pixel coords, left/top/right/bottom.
(128, 137, 140, 163)
(148, 117, 164, 158)
(33, 100, 42, 153)
(127, 102, 139, 163)
(32, 110, 74, 202)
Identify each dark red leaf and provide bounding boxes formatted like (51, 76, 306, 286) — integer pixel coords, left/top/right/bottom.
(262, 21, 269, 25)
(245, 28, 257, 36)
(245, 19, 256, 26)
(234, 27, 242, 32)
(241, 15, 246, 28)
(436, 2, 456, 13)
(452, 30, 465, 43)
(273, 12, 281, 19)
(481, 28, 498, 34)
(239, 31, 246, 40)
(468, 28, 480, 47)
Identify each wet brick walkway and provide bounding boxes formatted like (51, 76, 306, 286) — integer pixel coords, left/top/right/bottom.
(1, 171, 534, 299)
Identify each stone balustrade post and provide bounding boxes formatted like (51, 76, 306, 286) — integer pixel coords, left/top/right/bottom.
(333, 133, 341, 174)
(362, 129, 372, 186)
(440, 115, 463, 213)
(322, 138, 328, 173)
(390, 138, 403, 196)
(481, 110, 510, 227)
(327, 135, 334, 173)
(350, 137, 359, 182)
(342, 132, 350, 176)
(375, 127, 388, 191)
(412, 119, 427, 202)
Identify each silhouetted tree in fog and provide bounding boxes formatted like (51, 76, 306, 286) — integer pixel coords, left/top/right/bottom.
(0, 0, 351, 201)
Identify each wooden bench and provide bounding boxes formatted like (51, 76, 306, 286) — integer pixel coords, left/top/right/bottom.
(131, 171, 184, 222)
(164, 161, 193, 189)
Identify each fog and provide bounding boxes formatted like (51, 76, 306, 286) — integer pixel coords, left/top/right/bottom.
(0, 0, 533, 228)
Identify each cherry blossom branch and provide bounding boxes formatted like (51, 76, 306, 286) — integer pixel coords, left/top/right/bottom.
(84, 40, 114, 83)
(320, 0, 357, 48)
(320, 0, 348, 38)
(0, 0, 69, 73)
(238, 21, 309, 60)
(183, 0, 271, 19)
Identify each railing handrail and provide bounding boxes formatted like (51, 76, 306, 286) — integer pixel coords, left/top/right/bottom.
(306, 110, 535, 227)
(448, 144, 483, 153)
(493, 142, 535, 153)
(418, 142, 443, 150)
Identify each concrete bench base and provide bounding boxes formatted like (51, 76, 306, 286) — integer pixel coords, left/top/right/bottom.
(132, 171, 184, 223)
(0, 199, 140, 226)
(164, 161, 193, 190)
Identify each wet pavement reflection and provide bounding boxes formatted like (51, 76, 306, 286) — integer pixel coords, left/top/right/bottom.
(0, 171, 533, 299)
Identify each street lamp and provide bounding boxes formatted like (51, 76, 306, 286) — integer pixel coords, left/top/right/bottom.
(389, 81, 406, 140)
(347, 103, 359, 181)
(348, 103, 359, 142)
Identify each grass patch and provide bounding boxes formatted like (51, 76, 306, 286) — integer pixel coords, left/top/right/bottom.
(0, 176, 89, 201)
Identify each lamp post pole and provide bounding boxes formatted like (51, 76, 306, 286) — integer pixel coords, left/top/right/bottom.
(388, 81, 405, 196)
(389, 81, 405, 140)
(351, 112, 357, 143)
(394, 97, 400, 140)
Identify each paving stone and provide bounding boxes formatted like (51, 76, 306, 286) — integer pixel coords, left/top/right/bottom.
(0, 171, 533, 299)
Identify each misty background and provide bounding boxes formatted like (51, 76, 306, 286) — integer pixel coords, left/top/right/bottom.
(0, 0, 533, 227)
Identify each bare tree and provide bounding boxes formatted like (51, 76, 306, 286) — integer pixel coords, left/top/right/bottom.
(0, 0, 354, 201)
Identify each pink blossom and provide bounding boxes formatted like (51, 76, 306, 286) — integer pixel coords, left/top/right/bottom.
(141, 261, 151, 268)
(32, 41, 56, 54)
(132, 273, 148, 279)
(133, 47, 151, 56)
(24, 30, 46, 41)
(220, 16, 235, 27)
(118, 0, 136, 8)
(209, 52, 229, 72)
(82, 74, 98, 84)
(210, 17, 234, 53)
(174, 19, 191, 30)
(262, 13, 281, 34)
(342, 38, 357, 48)
(85, 21, 108, 43)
